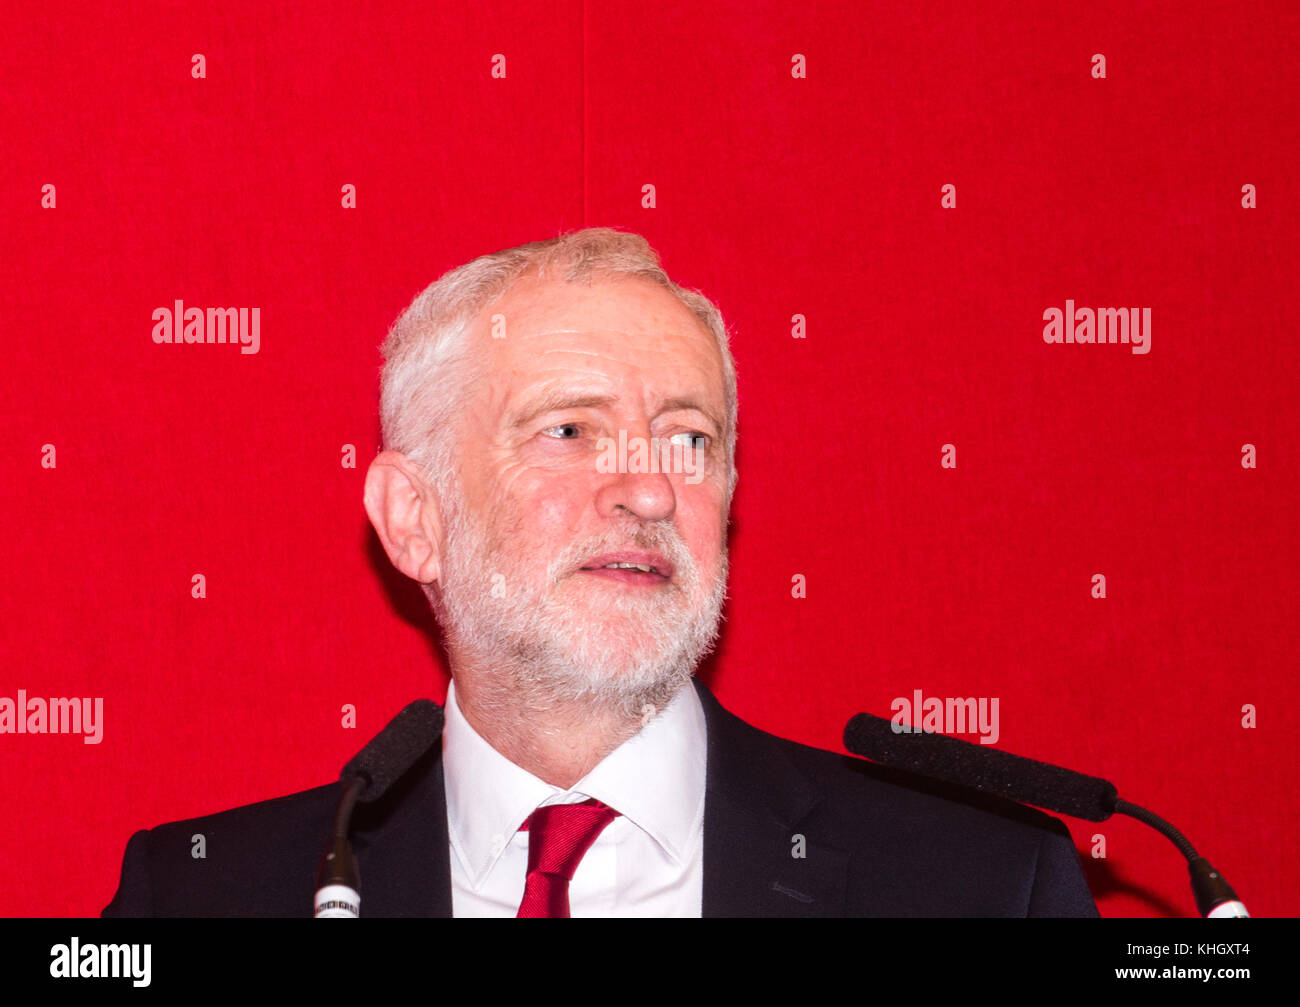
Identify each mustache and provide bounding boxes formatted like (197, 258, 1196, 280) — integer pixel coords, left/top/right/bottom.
(546, 523, 695, 586)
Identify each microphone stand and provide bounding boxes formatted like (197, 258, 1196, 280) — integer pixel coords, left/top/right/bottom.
(313, 775, 366, 919)
(1113, 798, 1249, 918)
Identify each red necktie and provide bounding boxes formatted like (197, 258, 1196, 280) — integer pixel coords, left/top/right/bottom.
(515, 798, 621, 918)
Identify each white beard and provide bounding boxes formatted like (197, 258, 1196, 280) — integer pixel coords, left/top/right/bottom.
(433, 480, 728, 723)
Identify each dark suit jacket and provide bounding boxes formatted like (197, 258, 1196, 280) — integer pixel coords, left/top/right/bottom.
(102, 679, 1098, 917)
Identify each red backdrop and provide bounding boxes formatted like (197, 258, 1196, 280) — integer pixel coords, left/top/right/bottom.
(2, 1, 1296, 918)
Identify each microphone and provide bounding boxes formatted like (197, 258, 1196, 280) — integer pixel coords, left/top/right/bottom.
(843, 712, 1248, 918)
(314, 699, 445, 918)
(844, 712, 1119, 820)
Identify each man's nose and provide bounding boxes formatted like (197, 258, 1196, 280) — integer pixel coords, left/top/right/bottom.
(594, 468, 677, 523)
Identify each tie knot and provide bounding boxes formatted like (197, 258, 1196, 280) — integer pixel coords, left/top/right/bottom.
(522, 798, 621, 881)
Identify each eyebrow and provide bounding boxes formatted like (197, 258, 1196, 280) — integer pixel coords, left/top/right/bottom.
(509, 392, 617, 430)
(508, 389, 723, 433)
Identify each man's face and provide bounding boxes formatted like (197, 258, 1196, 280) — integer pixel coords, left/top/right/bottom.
(433, 274, 732, 717)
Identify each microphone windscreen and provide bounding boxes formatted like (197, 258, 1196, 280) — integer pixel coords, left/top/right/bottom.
(843, 712, 1118, 822)
(342, 699, 444, 803)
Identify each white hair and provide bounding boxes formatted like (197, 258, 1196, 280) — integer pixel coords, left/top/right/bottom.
(377, 227, 739, 499)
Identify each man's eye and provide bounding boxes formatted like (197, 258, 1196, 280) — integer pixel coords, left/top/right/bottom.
(541, 423, 583, 439)
(670, 431, 710, 449)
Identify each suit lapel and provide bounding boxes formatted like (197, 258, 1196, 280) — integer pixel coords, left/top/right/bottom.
(695, 679, 849, 916)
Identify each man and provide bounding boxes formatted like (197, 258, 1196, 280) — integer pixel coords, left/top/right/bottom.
(103, 228, 1098, 917)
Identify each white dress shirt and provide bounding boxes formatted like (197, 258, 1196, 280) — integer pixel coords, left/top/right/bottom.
(442, 678, 706, 917)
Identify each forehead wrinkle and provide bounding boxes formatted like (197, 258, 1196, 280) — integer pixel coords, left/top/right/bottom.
(485, 290, 728, 424)
(537, 346, 606, 357)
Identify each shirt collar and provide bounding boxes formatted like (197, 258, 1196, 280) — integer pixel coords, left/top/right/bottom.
(442, 677, 707, 891)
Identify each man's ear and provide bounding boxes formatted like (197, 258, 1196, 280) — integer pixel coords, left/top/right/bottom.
(363, 450, 445, 587)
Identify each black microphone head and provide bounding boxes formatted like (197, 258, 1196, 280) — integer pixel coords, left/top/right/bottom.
(843, 712, 1118, 822)
(342, 699, 444, 803)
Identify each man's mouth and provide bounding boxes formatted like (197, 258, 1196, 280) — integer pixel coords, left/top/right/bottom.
(578, 551, 674, 584)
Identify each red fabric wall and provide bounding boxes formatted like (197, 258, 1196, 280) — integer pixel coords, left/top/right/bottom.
(2, 1, 1295, 918)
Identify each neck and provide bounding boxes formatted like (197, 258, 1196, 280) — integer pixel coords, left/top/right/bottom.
(450, 660, 653, 789)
